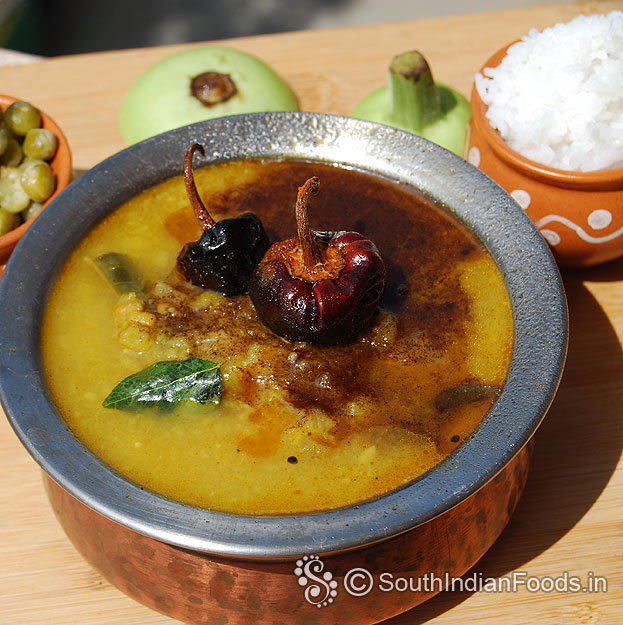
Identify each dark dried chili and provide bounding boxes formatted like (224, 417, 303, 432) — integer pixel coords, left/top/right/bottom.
(176, 143, 270, 296)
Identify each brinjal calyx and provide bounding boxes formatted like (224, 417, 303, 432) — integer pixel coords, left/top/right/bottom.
(248, 177, 387, 345)
(190, 72, 238, 107)
(352, 50, 471, 156)
(176, 143, 270, 296)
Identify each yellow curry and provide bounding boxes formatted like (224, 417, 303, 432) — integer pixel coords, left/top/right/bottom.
(42, 160, 513, 515)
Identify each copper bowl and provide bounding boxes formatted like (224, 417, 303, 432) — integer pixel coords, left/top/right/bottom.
(466, 43, 623, 269)
(0, 113, 567, 624)
(0, 94, 73, 275)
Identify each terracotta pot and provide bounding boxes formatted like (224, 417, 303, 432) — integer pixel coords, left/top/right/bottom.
(0, 94, 73, 274)
(0, 113, 567, 625)
(466, 44, 623, 269)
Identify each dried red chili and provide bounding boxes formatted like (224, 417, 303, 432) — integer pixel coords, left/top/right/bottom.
(248, 177, 387, 344)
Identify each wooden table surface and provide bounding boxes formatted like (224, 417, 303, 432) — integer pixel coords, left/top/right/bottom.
(1, 2, 621, 624)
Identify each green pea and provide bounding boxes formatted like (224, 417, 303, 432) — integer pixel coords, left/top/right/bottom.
(20, 160, 56, 203)
(0, 119, 15, 137)
(0, 127, 9, 157)
(5, 101, 41, 136)
(0, 167, 31, 213)
(20, 201, 43, 222)
(23, 128, 58, 160)
(19, 157, 45, 168)
(0, 138, 23, 167)
(0, 208, 20, 235)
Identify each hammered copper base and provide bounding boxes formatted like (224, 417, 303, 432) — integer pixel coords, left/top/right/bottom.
(45, 441, 531, 625)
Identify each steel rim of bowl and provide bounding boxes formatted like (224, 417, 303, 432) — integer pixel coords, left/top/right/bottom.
(0, 112, 568, 559)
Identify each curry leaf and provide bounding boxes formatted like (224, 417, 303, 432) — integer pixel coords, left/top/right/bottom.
(435, 384, 501, 412)
(103, 357, 221, 411)
(92, 252, 143, 294)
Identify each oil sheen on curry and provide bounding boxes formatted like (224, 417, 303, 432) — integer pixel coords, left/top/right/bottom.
(43, 160, 513, 515)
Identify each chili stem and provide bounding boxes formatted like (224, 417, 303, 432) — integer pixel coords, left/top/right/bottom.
(295, 177, 322, 269)
(184, 143, 216, 231)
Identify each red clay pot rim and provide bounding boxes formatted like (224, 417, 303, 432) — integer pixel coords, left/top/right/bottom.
(0, 95, 73, 255)
(471, 42, 623, 191)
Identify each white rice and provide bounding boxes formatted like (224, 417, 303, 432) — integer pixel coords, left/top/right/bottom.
(475, 11, 623, 172)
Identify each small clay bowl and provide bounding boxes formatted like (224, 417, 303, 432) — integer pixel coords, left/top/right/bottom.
(0, 95, 72, 275)
(466, 44, 623, 269)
